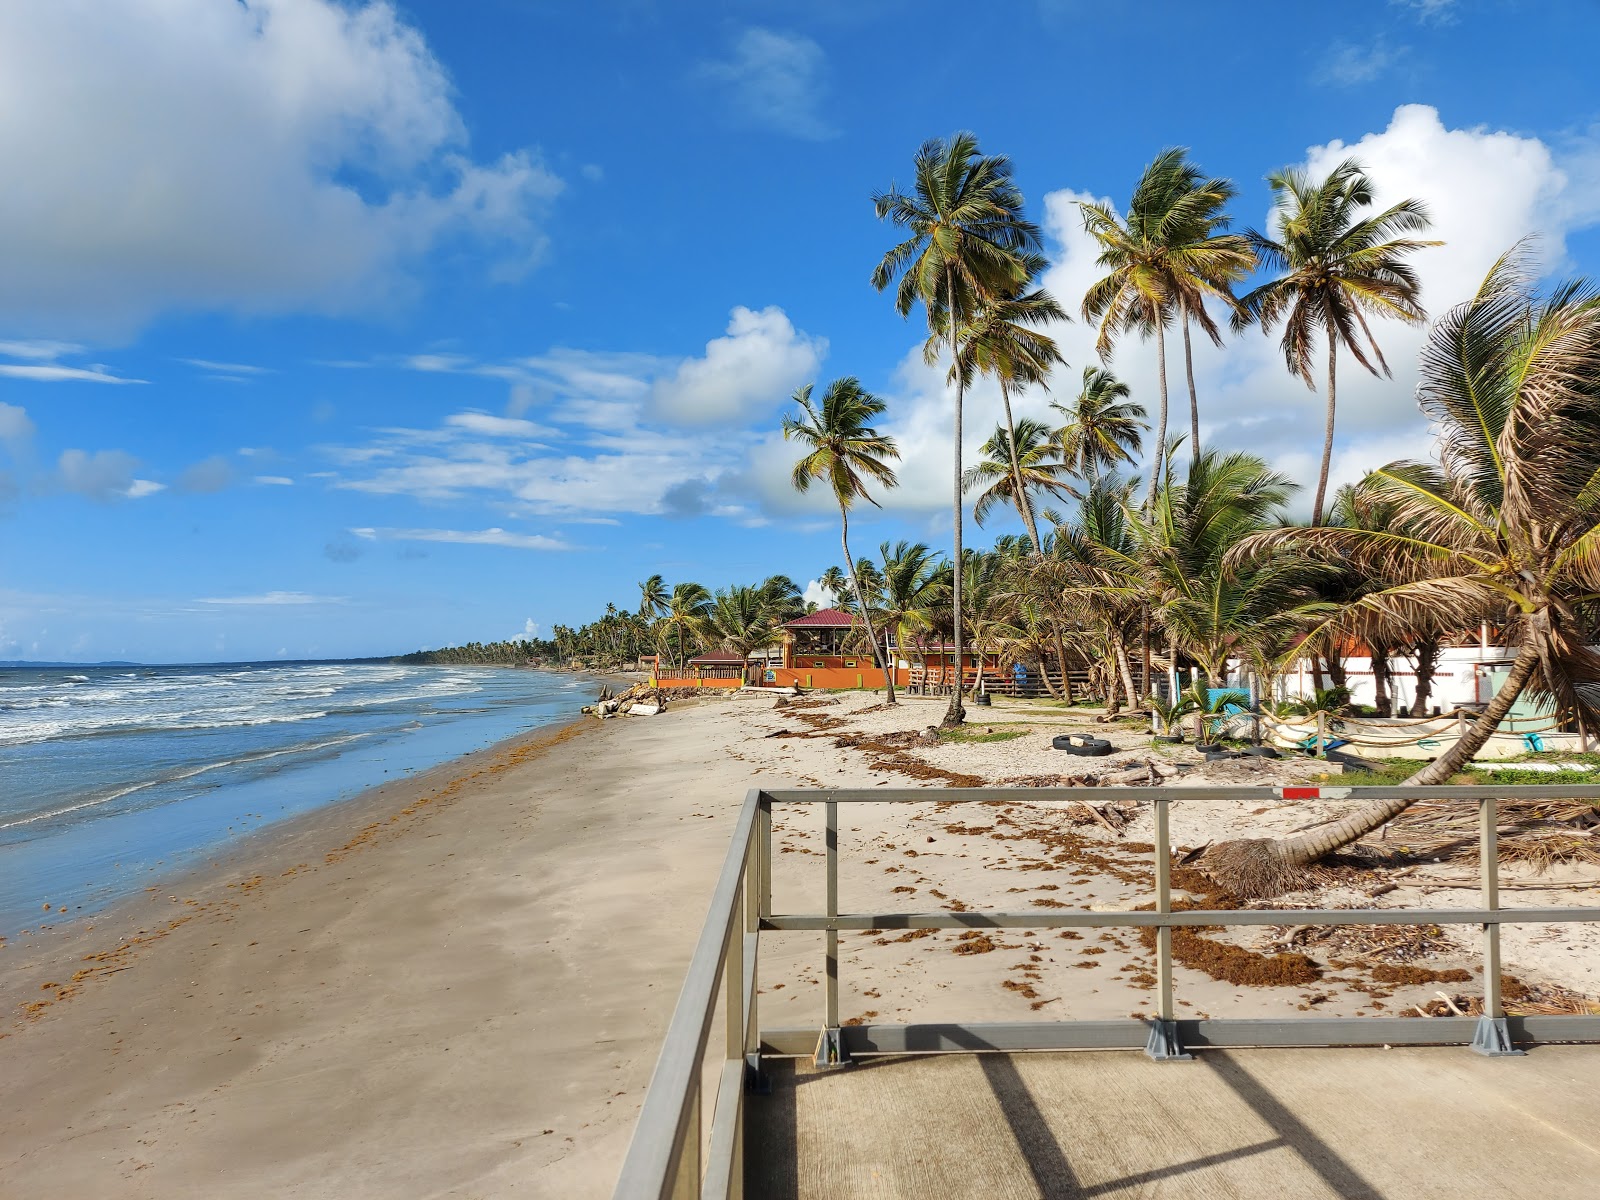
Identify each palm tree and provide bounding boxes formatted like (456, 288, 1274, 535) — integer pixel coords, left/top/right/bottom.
(758, 575, 806, 623)
(1235, 158, 1439, 524)
(784, 377, 903, 704)
(658, 582, 712, 669)
(944, 268, 1067, 552)
(962, 419, 1076, 532)
(1139, 450, 1329, 688)
(1047, 472, 1148, 711)
(638, 574, 668, 619)
(1080, 149, 1245, 509)
(1168, 171, 1254, 458)
(1205, 250, 1600, 895)
(874, 132, 1041, 725)
(878, 540, 949, 677)
(817, 566, 850, 609)
(1054, 366, 1146, 483)
(708, 586, 780, 665)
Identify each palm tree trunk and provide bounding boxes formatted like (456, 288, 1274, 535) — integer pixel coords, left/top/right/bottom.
(1116, 641, 1138, 711)
(1182, 312, 1200, 461)
(1144, 315, 1170, 514)
(945, 268, 966, 726)
(1312, 337, 1337, 525)
(839, 504, 896, 705)
(1204, 642, 1541, 896)
(1410, 635, 1441, 716)
(998, 380, 1042, 554)
(1372, 640, 1392, 718)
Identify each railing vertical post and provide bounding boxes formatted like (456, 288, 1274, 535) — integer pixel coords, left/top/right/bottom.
(1145, 796, 1190, 1061)
(757, 795, 771, 926)
(726, 880, 744, 1063)
(1472, 795, 1523, 1056)
(671, 1078, 701, 1200)
(813, 797, 849, 1066)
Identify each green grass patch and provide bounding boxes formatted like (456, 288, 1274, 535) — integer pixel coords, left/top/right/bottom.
(940, 725, 1029, 744)
(1309, 758, 1431, 787)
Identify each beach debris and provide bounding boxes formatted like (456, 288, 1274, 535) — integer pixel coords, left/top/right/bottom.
(582, 681, 669, 718)
(917, 726, 939, 747)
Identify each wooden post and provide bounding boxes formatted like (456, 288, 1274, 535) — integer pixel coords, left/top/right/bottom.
(1316, 711, 1327, 758)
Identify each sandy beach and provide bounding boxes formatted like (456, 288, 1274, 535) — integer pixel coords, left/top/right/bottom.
(3, 689, 1597, 1198)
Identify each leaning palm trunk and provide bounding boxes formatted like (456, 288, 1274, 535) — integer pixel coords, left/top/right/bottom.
(1182, 314, 1200, 461)
(1143, 317, 1170, 513)
(997, 380, 1043, 554)
(1202, 643, 1540, 897)
(1311, 338, 1337, 526)
(839, 505, 896, 705)
(944, 269, 966, 726)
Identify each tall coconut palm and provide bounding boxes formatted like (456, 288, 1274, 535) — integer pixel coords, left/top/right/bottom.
(1205, 249, 1600, 896)
(962, 419, 1077, 532)
(638, 573, 668, 619)
(873, 132, 1041, 725)
(1169, 172, 1254, 458)
(1080, 149, 1245, 509)
(1054, 366, 1146, 483)
(658, 582, 712, 669)
(1234, 158, 1439, 525)
(943, 268, 1067, 552)
(784, 377, 903, 704)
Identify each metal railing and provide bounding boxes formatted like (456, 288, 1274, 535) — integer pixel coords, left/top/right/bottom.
(612, 785, 1600, 1199)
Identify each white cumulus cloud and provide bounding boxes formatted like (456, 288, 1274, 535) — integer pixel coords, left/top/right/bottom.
(0, 0, 564, 337)
(650, 305, 825, 426)
(0, 402, 34, 448)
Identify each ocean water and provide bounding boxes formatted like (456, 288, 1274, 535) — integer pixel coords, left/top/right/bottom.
(0, 662, 596, 935)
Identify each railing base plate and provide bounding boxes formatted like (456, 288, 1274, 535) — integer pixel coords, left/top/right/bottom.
(1471, 1016, 1526, 1057)
(1143, 1019, 1193, 1062)
(812, 1027, 852, 1069)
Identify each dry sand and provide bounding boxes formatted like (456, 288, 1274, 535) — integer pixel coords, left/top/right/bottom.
(2, 689, 1597, 1198)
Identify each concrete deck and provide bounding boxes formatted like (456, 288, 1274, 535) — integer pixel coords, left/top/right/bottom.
(745, 1046, 1600, 1198)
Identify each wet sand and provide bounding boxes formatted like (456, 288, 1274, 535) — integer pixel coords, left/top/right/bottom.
(0, 707, 763, 1198)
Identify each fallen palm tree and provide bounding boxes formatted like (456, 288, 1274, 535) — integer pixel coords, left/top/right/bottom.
(1201, 248, 1600, 896)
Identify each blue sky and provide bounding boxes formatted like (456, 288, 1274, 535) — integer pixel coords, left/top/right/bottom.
(3, 0, 1599, 662)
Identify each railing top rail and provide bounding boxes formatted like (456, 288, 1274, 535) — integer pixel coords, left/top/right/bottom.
(758, 784, 1600, 804)
(611, 788, 760, 1198)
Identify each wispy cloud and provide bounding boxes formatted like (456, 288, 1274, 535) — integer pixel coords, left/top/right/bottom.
(695, 28, 836, 141)
(0, 362, 145, 384)
(1391, 0, 1456, 21)
(0, 339, 83, 361)
(351, 526, 572, 551)
(180, 357, 273, 376)
(254, 475, 294, 486)
(444, 411, 560, 438)
(197, 591, 347, 606)
(1318, 38, 1408, 86)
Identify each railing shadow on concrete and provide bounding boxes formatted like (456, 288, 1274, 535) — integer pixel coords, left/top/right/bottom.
(611, 785, 1600, 1200)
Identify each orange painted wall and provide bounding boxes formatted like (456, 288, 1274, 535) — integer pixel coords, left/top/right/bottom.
(761, 664, 909, 690)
